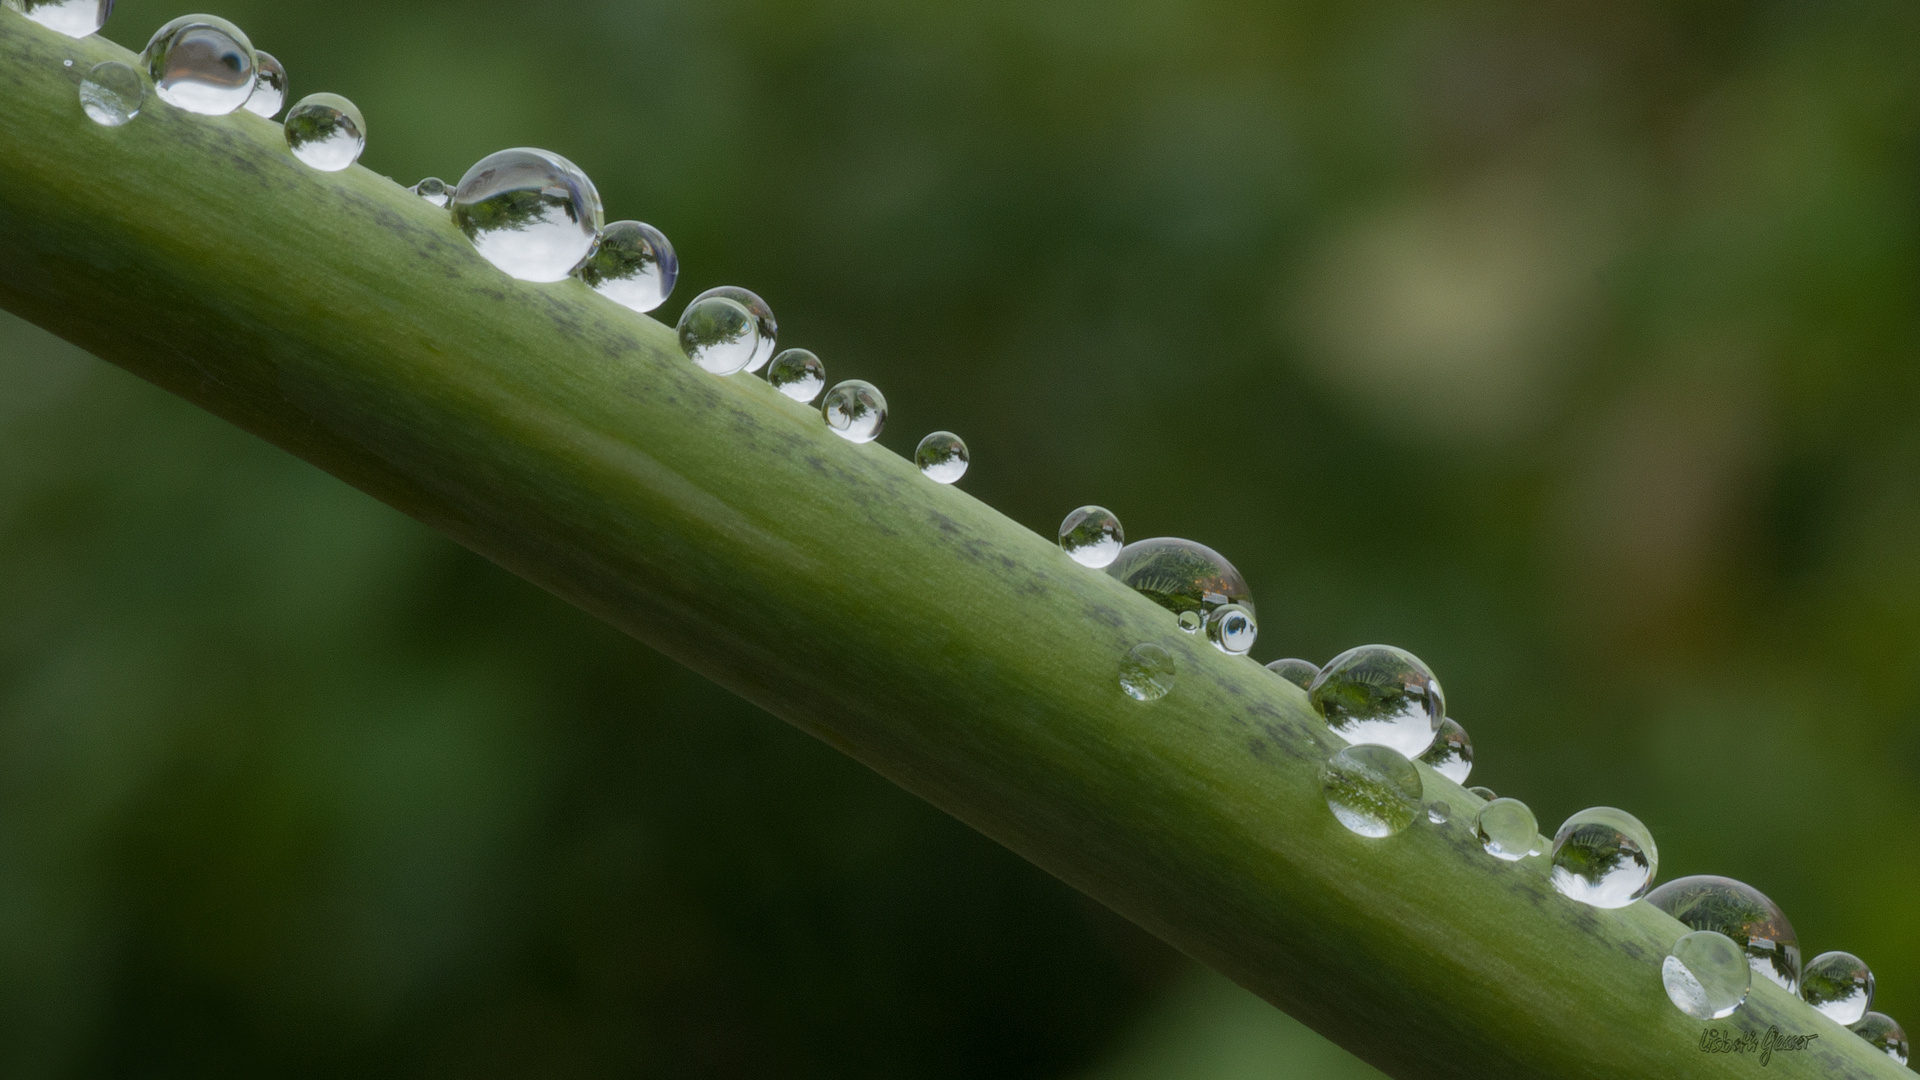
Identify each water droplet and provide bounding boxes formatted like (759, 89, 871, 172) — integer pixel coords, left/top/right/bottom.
(1467, 785, 1496, 801)
(1852, 1012, 1909, 1066)
(1321, 745, 1423, 838)
(283, 93, 364, 172)
(143, 14, 256, 116)
(1418, 717, 1473, 784)
(766, 348, 825, 403)
(1426, 801, 1450, 825)
(1663, 931, 1752, 1020)
(243, 48, 285, 117)
(1474, 797, 1537, 861)
(1645, 876, 1801, 992)
(688, 286, 776, 372)
(452, 148, 603, 282)
(678, 296, 759, 375)
(1528, 836, 1546, 857)
(1264, 658, 1319, 689)
(1058, 506, 1123, 569)
(1205, 604, 1256, 655)
(63, 58, 73, 67)
(410, 177, 451, 208)
(77, 60, 142, 127)
(1548, 807, 1658, 909)
(1107, 538, 1253, 626)
(1176, 611, 1203, 634)
(578, 220, 677, 313)
(916, 432, 969, 484)
(1308, 645, 1445, 759)
(5, 0, 111, 38)
(1802, 951, 1874, 1025)
(1118, 642, 1175, 702)
(822, 380, 886, 443)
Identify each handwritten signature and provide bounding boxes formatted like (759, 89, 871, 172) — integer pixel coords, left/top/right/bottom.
(1699, 1025, 1819, 1066)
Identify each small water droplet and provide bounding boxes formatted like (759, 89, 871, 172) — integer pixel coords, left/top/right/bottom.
(1176, 611, 1202, 634)
(6, 0, 111, 38)
(579, 220, 677, 313)
(1474, 797, 1537, 861)
(1264, 658, 1319, 689)
(822, 380, 886, 443)
(1426, 801, 1450, 825)
(1321, 745, 1423, 838)
(1467, 785, 1496, 801)
(766, 348, 825, 403)
(1663, 931, 1751, 1020)
(410, 177, 451, 208)
(143, 15, 256, 116)
(1058, 506, 1123, 569)
(1528, 836, 1545, 857)
(1548, 807, 1658, 909)
(1118, 642, 1175, 702)
(1802, 951, 1874, 1025)
(77, 60, 142, 127)
(1646, 876, 1801, 992)
(1107, 538, 1253, 625)
(283, 92, 364, 172)
(1852, 1012, 1909, 1066)
(452, 148, 603, 282)
(1205, 603, 1256, 655)
(243, 48, 286, 117)
(1418, 717, 1473, 784)
(688, 286, 776, 371)
(1309, 645, 1444, 759)
(63, 59, 74, 68)
(916, 431, 969, 483)
(678, 296, 759, 374)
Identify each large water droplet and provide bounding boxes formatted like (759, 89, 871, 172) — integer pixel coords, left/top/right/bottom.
(1321, 745, 1423, 838)
(916, 432, 969, 483)
(143, 15, 255, 116)
(283, 93, 364, 172)
(1645, 876, 1801, 992)
(1852, 1012, 1909, 1066)
(688, 286, 776, 372)
(452, 148, 603, 283)
(243, 48, 285, 118)
(1309, 645, 1445, 758)
(678, 296, 759, 375)
(5, 0, 110, 38)
(1663, 931, 1751, 1020)
(1059, 506, 1123, 569)
(822, 380, 886, 443)
(578, 220, 677, 313)
(1548, 807, 1658, 909)
(1107, 538, 1253, 625)
(1418, 717, 1473, 784)
(1118, 642, 1175, 702)
(1475, 797, 1537, 861)
(1264, 658, 1319, 689)
(78, 60, 142, 127)
(410, 177, 451, 208)
(767, 348, 825, 403)
(1802, 951, 1874, 1025)
(1206, 604, 1256, 655)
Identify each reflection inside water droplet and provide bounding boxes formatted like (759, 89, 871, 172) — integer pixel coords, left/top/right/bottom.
(1309, 644, 1444, 759)
(1205, 604, 1256, 655)
(452, 148, 603, 282)
(1426, 801, 1450, 825)
(1059, 506, 1124, 569)
(1264, 658, 1319, 690)
(1419, 717, 1473, 783)
(411, 177, 451, 208)
(1645, 875, 1801, 992)
(1118, 642, 1175, 702)
(689, 286, 776, 372)
(1475, 798, 1536, 861)
(767, 349, 826, 403)
(284, 92, 364, 172)
(822, 380, 886, 443)
(1852, 1012, 1908, 1066)
(579, 220, 677, 313)
(78, 60, 142, 127)
(916, 432, 969, 483)
(678, 296, 758, 375)
(1322, 745, 1422, 838)
(1802, 951, 1874, 1025)
(6, 0, 111, 39)
(1549, 807, 1657, 909)
(1663, 931, 1751, 1020)
(244, 48, 286, 117)
(1107, 537, 1253, 625)
(143, 14, 256, 116)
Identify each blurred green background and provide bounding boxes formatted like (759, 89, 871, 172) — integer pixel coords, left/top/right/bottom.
(2, 0, 1917, 1075)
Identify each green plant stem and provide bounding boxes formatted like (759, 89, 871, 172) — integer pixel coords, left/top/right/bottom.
(0, 19, 1901, 1079)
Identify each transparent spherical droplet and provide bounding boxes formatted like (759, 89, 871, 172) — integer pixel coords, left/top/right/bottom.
(1467, 785, 1496, 801)
(1474, 797, 1537, 861)
(1663, 931, 1752, 1020)
(143, 14, 255, 116)
(1264, 658, 1318, 689)
(78, 60, 142, 127)
(822, 380, 886, 443)
(1803, 951, 1874, 1025)
(1118, 642, 1175, 702)
(916, 431, 969, 483)
(1176, 611, 1203, 634)
(1107, 538, 1253, 626)
(283, 93, 363, 172)
(689, 286, 775, 372)
(452, 148, 603, 283)
(1058, 506, 1123, 569)
(1426, 801, 1451, 825)
(1528, 836, 1546, 857)
(678, 296, 759, 375)
(1645, 875, 1801, 992)
(579, 220, 677, 313)
(243, 48, 285, 118)
(5, 0, 111, 38)
(1549, 807, 1658, 909)
(767, 348, 825, 403)
(1308, 645, 1445, 759)
(1322, 745, 1423, 839)
(1418, 717, 1473, 784)
(410, 177, 451, 208)
(1852, 1012, 1909, 1066)
(1206, 604, 1256, 655)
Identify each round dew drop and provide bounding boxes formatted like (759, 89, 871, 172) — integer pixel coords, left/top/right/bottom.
(1176, 611, 1203, 634)
(244, 49, 286, 118)
(410, 177, 451, 208)
(1058, 506, 1123, 569)
(1309, 645, 1445, 759)
(5, 0, 111, 39)
(688, 287, 776, 372)
(1852, 1012, 1909, 1066)
(916, 432, 969, 484)
(1321, 745, 1423, 838)
(452, 148, 603, 283)
(578, 221, 677, 313)
(678, 297, 759, 375)
(1467, 785, 1496, 801)
(1426, 801, 1451, 825)
(1264, 658, 1319, 690)
(1475, 798, 1537, 861)
(1118, 642, 1175, 702)
(78, 60, 142, 127)
(1802, 951, 1874, 1025)
(1205, 604, 1256, 655)
(822, 381, 887, 443)
(143, 14, 256, 116)
(1548, 807, 1657, 909)
(1107, 537, 1253, 624)
(767, 349, 826, 404)
(1418, 717, 1474, 784)
(283, 93, 364, 172)
(1645, 875, 1801, 992)
(1663, 931, 1751, 1020)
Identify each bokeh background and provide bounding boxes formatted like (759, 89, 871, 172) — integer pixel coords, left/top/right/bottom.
(2, 0, 1917, 1075)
